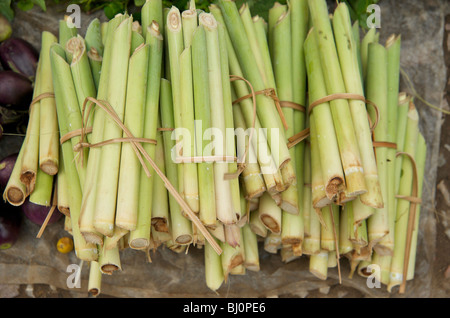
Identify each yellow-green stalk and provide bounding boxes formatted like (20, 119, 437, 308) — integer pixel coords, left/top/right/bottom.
(38, 31, 59, 176)
(29, 168, 53, 206)
(258, 191, 282, 235)
(3, 143, 27, 205)
(242, 223, 260, 271)
(205, 237, 224, 292)
(309, 250, 329, 280)
(93, 17, 133, 238)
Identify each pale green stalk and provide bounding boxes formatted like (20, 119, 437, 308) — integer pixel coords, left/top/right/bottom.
(29, 168, 53, 206)
(3, 143, 27, 205)
(309, 250, 329, 280)
(201, 12, 236, 225)
(79, 14, 128, 246)
(88, 260, 102, 297)
(218, 0, 291, 173)
(115, 37, 149, 232)
(160, 78, 193, 245)
(360, 27, 377, 81)
(38, 31, 59, 176)
(191, 25, 216, 227)
(339, 201, 354, 255)
(249, 209, 268, 238)
(258, 191, 282, 234)
(128, 22, 164, 248)
(98, 239, 121, 275)
(365, 42, 390, 250)
(264, 232, 281, 254)
(141, 0, 163, 37)
(321, 204, 339, 252)
(57, 146, 70, 216)
(308, 0, 366, 196)
(93, 17, 133, 237)
(205, 237, 224, 292)
(395, 93, 412, 193)
(387, 102, 419, 293)
(304, 29, 345, 201)
(242, 223, 260, 271)
(333, 3, 383, 208)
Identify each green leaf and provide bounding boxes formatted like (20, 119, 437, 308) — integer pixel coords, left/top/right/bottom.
(31, 0, 46, 11)
(103, 1, 124, 20)
(16, 0, 35, 11)
(0, 0, 14, 21)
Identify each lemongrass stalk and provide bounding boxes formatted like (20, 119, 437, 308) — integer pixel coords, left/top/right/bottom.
(377, 34, 402, 253)
(150, 130, 170, 233)
(218, 21, 241, 221)
(163, 7, 171, 80)
(152, 227, 172, 245)
(115, 40, 149, 232)
(360, 27, 377, 81)
(210, 4, 282, 193)
(309, 112, 333, 208)
(51, 44, 98, 261)
(98, 239, 121, 275)
(166, 7, 186, 204)
(371, 251, 391, 285)
(333, 3, 382, 208)
(240, 3, 275, 90)
(352, 220, 369, 257)
(242, 223, 260, 271)
(387, 103, 419, 293)
(141, 0, 163, 37)
(57, 147, 70, 216)
(258, 191, 282, 235)
(49, 44, 87, 187)
(20, 58, 41, 193)
(85, 18, 103, 55)
(309, 250, 329, 280)
(218, 0, 291, 172)
(320, 205, 339, 251)
(394, 93, 412, 193)
(249, 209, 267, 238)
(328, 251, 338, 268)
(38, 31, 59, 176)
(179, 40, 199, 213)
(191, 25, 216, 227)
(201, 12, 236, 225)
(290, 0, 308, 223)
(100, 22, 108, 45)
(64, 215, 72, 234)
(365, 42, 390, 249)
(281, 246, 299, 263)
(66, 35, 97, 143)
(253, 14, 277, 96)
(224, 223, 241, 248)
(264, 232, 281, 254)
(308, 0, 366, 196)
(3, 143, 27, 205)
(304, 29, 345, 200)
(221, 240, 244, 283)
(88, 260, 102, 297)
(87, 47, 102, 91)
(104, 226, 129, 250)
(59, 15, 77, 61)
(205, 237, 224, 292)
(29, 168, 53, 206)
(356, 260, 374, 279)
(267, 2, 287, 60)
(160, 78, 193, 245)
(79, 15, 128, 246)
(128, 22, 164, 248)
(93, 17, 133, 237)
(302, 143, 312, 238)
(406, 132, 426, 281)
(352, 21, 363, 83)
(352, 196, 375, 226)
(180, 5, 199, 214)
(232, 90, 266, 199)
(339, 202, 354, 255)
(272, 9, 299, 215)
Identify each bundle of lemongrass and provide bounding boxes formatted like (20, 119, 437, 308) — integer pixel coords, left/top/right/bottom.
(1, 0, 428, 297)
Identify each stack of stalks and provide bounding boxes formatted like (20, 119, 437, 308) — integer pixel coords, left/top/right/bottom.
(1, 0, 427, 296)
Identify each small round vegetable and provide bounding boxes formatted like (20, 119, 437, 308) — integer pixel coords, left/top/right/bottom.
(0, 38, 39, 79)
(56, 237, 73, 254)
(0, 71, 33, 110)
(0, 152, 18, 191)
(21, 198, 62, 226)
(0, 201, 22, 250)
(0, 14, 12, 43)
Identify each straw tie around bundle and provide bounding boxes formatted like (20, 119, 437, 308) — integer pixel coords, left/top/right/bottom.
(287, 92, 380, 149)
(30, 92, 56, 107)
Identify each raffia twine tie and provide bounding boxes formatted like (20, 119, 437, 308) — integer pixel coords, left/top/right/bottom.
(287, 93, 380, 149)
(60, 96, 222, 255)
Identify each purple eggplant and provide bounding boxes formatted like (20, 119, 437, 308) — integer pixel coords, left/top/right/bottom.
(0, 38, 39, 80)
(0, 14, 12, 43)
(0, 201, 22, 250)
(21, 198, 62, 226)
(0, 152, 18, 191)
(0, 71, 33, 110)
